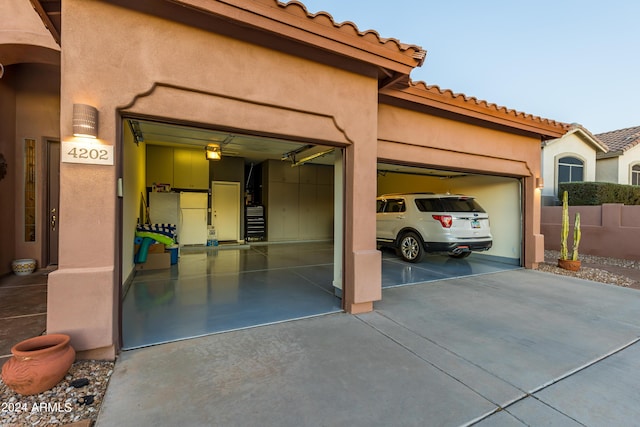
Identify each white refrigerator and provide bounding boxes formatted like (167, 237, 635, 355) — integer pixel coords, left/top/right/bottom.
(148, 192, 180, 226)
(179, 192, 208, 246)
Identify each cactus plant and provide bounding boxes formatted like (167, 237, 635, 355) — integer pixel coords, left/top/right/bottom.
(572, 213, 581, 261)
(558, 191, 581, 270)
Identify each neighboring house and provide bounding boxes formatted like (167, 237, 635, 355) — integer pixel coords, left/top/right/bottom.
(541, 124, 608, 205)
(1, 0, 568, 359)
(595, 126, 640, 185)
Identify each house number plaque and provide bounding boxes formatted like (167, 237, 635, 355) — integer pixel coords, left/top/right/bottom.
(61, 141, 114, 165)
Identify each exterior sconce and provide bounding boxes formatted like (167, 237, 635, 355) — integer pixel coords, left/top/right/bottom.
(72, 104, 98, 138)
(536, 177, 544, 189)
(205, 144, 221, 160)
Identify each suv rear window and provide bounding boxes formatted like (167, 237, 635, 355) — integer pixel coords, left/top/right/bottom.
(415, 197, 485, 213)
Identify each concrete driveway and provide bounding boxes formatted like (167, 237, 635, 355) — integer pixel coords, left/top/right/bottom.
(97, 269, 640, 426)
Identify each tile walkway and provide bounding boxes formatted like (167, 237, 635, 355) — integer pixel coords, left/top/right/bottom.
(0, 267, 52, 367)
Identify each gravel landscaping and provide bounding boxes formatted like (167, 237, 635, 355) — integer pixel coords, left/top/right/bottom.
(539, 250, 640, 289)
(1, 360, 113, 426)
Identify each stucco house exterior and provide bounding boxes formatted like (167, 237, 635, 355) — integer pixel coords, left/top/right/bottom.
(1, 0, 568, 359)
(595, 126, 640, 186)
(540, 124, 608, 205)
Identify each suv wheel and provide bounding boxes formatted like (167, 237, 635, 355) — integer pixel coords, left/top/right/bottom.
(398, 232, 424, 263)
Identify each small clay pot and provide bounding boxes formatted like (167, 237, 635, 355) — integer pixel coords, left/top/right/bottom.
(11, 258, 36, 276)
(1, 334, 75, 395)
(558, 258, 581, 272)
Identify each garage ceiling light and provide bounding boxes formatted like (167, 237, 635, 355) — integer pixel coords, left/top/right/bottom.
(205, 143, 222, 160)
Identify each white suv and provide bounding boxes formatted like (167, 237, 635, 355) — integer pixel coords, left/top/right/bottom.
(376, 193, 492, 262)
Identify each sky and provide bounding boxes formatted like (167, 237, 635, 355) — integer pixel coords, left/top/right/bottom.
(294, 0, 639, 134)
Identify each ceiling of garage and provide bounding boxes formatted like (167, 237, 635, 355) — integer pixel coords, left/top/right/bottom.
(128, 119, 336, 167)
(129, 119, 468, 178)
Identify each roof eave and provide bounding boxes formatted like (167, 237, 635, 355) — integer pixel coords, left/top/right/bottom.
(168, 0, 425, 76)
(565, 127, 609, 153)
(597, 151, 623, 159)
(30, 0, 61, 45)
(380, 82, 569, 140)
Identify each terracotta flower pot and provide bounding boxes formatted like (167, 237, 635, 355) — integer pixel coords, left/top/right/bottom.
(558, 258, 581, 272)
(1, 334, 75, 395)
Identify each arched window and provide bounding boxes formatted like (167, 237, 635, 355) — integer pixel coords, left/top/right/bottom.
(558, 156, 584, 183)
(632, 164, 640, 186)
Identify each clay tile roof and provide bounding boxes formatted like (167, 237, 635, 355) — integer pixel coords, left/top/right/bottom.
(595, 125, 640, 153)
(406, 80, 571, 132)
(277, 1, 426, 65)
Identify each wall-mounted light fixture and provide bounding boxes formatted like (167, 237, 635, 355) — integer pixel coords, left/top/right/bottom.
(205, 143, 221, 160)
(73, 104, 98, 138)
(536, 177, 544, 189)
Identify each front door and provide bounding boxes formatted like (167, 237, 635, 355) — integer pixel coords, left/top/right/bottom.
(47, 140, 60, 265)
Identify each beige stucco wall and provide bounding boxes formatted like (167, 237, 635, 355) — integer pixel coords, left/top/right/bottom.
(377, 173, 521, 261)
(0, 0, 60, 66)
(618, 145, 640, 185)
(596, 156, 618, 183)
(0, 63, 59, 274)
(542, 132, 598, 199)
(49, 0, 382, 355)
(0, 69, 17, 275)
(377, 104, 543, 267)
(14, 64, 60, 266)
(596, 145, 640, 185)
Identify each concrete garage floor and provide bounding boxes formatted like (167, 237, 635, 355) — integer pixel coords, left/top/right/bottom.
(98, 269, 640, 426)
(123, 242, 517, 349)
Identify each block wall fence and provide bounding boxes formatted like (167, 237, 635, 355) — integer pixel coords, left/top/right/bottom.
(541, 204, 640, 261)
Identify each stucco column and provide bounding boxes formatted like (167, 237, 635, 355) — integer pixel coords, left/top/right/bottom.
(343, 139, 382, 314)
(526, 174, 544, 269)
(46, 104, 119, 360)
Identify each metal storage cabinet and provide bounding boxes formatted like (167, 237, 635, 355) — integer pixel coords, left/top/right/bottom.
(245, 205, 265, 241)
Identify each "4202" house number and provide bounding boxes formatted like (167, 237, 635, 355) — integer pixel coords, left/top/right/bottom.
(61, 141, 114, 165)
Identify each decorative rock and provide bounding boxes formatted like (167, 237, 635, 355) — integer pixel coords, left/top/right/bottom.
(70, 378, 90, 388)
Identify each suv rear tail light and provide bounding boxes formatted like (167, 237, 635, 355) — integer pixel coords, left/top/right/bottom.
(432, 215, 452, 228)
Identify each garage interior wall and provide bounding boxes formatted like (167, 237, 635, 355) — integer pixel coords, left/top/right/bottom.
(378, 172, 521, 263)
(122, 122, 146, 285)
(262, 159, 334, 242)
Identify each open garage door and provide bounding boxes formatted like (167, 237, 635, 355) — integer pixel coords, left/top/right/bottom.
(376, 162, 522, 288)
(120, 118, 344, 349)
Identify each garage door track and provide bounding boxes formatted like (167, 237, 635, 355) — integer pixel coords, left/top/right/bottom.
(97, 269, 640, 426)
